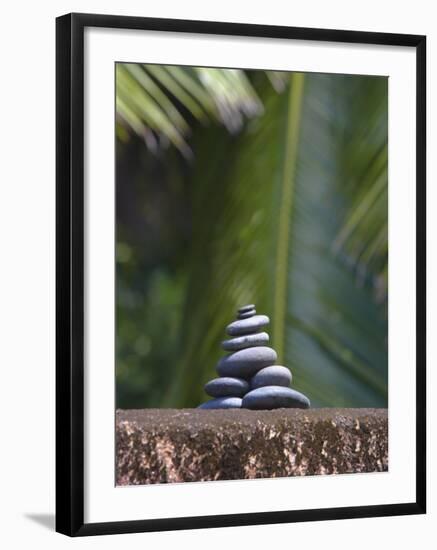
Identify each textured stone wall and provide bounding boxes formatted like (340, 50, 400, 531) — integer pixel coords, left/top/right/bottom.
(116, 408, 388, 485)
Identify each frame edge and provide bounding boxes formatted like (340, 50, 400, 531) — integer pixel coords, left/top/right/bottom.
(415, 35, 426, 515)
(56, 13, 86, 536)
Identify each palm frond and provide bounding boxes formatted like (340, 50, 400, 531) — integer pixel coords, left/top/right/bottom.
(272, 73, 305, 362)
(163, 72, 388, 408)
(116, 63, 264, 156)
(284, 77, 387, 406)
(333, 77, 388, 293)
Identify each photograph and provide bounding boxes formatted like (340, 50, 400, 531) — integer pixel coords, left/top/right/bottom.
(115, 62, 389, 486)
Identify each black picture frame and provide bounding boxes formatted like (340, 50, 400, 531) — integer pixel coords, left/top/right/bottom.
(56, 12, 426, 537)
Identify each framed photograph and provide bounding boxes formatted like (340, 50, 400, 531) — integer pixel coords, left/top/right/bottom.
(56, 12, 426, 536)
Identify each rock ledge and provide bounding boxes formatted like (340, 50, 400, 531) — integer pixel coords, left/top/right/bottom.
(116, 408, 388, 485)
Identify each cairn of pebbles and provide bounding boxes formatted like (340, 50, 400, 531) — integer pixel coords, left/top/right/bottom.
(198, 304, 310, 410)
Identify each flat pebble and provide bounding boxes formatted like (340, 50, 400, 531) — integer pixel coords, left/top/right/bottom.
(238, 309, 256, 319)
(242, 386, 310, 409)
(251, 366, 292, 389)
(238, 304, 255, 314)
(226, 315, 269, 336)
(217, 346, 277, 378)
(204, 377, 249, 398)
(197, 397, 242, 409)
(222, 332, 269, 352)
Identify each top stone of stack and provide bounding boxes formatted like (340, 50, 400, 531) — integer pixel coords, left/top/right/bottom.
(238, 304, 255, 313)
(237, 304, 256, 319)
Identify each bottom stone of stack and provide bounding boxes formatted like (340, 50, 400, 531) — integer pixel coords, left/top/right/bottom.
(242, 386, 310, 410)
(198, 396, 242, 409)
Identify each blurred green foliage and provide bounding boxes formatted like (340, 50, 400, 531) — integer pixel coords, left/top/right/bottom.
(116, 64, 388, 409)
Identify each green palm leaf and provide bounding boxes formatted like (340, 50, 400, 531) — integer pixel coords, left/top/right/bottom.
(115, 64, 263, 156)
(282, 74, 387, 406)
(164, 72, 387, 408)
(333, 77, 388, 294)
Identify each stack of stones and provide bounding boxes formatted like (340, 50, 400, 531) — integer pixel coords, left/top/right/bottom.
(198, 304, 310, 410)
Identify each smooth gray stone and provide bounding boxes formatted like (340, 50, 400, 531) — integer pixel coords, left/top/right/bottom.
(251, 366, 292, 389)
(242, 386, 310, 410)
(204, 377, 249, 398)
(238, 304, 255, 314)
(238, 309, 256, 320)
(217, 346, 277, 378)
(197, 397, 242, 409)
(222, 332, 270, 352)
(226, 315, 269, 336)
